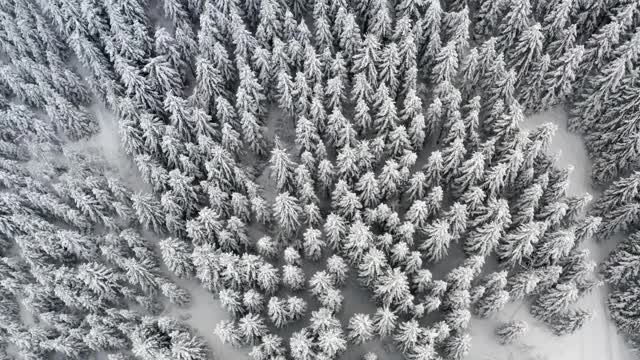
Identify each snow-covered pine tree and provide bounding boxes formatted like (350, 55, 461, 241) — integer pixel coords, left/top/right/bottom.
(540, 45, 584, 110)
(518, 54, 551, 113)
(549, 308, 593, 336)
(509, 23, 544, 85)
(347, 313, 374, 344)
(441, 332, 471, 360)
(473, 277, 510, 318)
(159, 237, 194, 279)
(273, 192, 302, 237)
(531, 282, 579, 321)
(495, 320, 527, 345)
(419, 219, 453, 262)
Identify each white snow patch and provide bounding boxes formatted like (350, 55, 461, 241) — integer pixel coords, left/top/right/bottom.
(78, 104, 150, 192)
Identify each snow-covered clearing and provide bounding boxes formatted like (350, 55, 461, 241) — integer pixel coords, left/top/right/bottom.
(86, 105, 634, 360)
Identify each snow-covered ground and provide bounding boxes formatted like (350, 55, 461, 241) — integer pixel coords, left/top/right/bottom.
(88, 106, 634, 360)
(466, 108, 633, 360)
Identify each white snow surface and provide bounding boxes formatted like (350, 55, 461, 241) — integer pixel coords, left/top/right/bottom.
(88, 105, 634, 360)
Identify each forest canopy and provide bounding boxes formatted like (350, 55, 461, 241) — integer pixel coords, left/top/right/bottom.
(0, 0, 639, 359)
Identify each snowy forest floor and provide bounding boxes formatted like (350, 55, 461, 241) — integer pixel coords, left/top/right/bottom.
(88, 105, 634, 360)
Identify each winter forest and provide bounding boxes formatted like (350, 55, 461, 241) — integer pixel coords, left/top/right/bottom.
(2, 0, 640, 359)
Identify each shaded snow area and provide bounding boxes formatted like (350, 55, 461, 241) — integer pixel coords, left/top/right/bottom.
(86, 106, 633, 360)
(467, 108, 634, 360)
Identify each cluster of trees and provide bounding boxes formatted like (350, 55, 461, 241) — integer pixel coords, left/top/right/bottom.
(534, 0, 640, 349)
(568, 2, 640, 185)
(0, 2, 211, 359)
(2, 0, 638, 357)
(0, 103, 209, 357)
(60, 0, 601, 358)
(0, 1, 98, 140)
(594, 174, 640, 348)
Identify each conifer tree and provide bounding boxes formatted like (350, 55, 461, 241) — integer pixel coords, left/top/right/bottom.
(579, 7, 632, 77)
(495, 320, 527, 345)
(317, 327, 347, 358)
(283, 264, 306, 291)
(159, 237, 194, 279)
(393, 319, 422, 353)
(432, 42, 458, 83)
(287, 296, 308, 322)
(498, 0, 532, 53)
(237, 313, 268, 346)
(268, 297, 289, 328)
(459, 48, 480, 97)
(243, 289, 265, 314)
(132, 193, 165, 233)
(474, 282, 510, 318)
(326, 255, 349, 286)
(419, 0, 443, 70)
(368, 0, 393, 38)
(407, 112, 427, 152)
(276, 69, 294, 114)
(549, 308, 593, 336)
(374, 267, 411, 307)
(608, 285, 640, 335)
(359, 248, 389, 288)
(353, 34, 381, 87)
(379, 43, 400, 95)
(593, 171, 640, 215)
(324, 213, 347, 251)
(423, 151, 444, 189)
(497, 222, 541, 267)
(531, 282, 579, 321)
(442, 138, 467, 181)
(220, 288, 245, 318)
(326, 76, 346, 110)
(370, 305, 397, 337)
(347, 313, 374, 344)
(303, 228, 326, 261)
(269, 138, 296, 193)
(508, 269, 541, 300)
(602, 232, 640, 286)
(548, 24, 577, 62)
(378, 160, 404, 200)
(273, 192, 302, 237)
(404, 172, 427, 203)
(453, 152, 485, 197)
(420, 219, 452, 262)
(289, 329, 314, 360)
(356, 172, 381, 208)
(442, 332, 471, 360)
(532, 228, 575, 267)
(510, 23, 544, 84)
(540, 46, 584, 109)
(464, 220, 503, 257)
(518, 54, 551, 113)
(337, 13, 361, 63)
(313, 1, 333, 52)
(373, 85, 398, 138)
(542, 0, 572, 35)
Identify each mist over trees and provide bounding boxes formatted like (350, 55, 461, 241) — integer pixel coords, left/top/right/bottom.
(0, 0, 638, 359)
